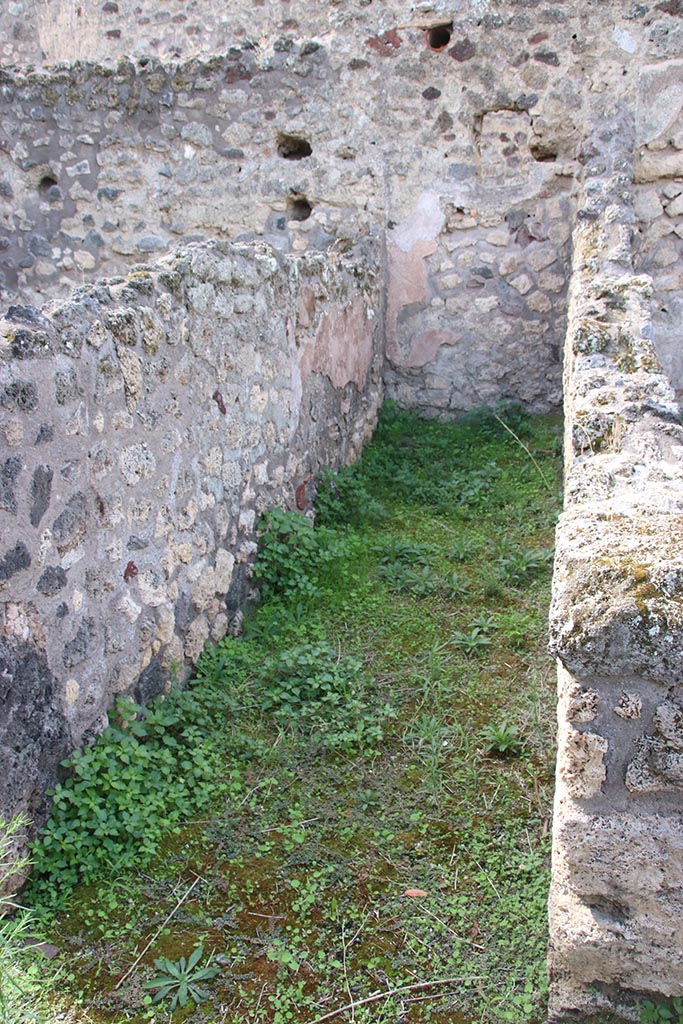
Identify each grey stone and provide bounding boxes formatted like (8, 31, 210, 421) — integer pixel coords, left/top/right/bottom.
(0, 636, 68, 823)
(55, 369, 83, 405)
(51, 492, 87, 553)
(0, 541, 31, 582)
(35, 424, 54, 445)
(0, 455, 22, 513)
(137, 234, 167, 252)
(1, 380, 38, 413)
(28, 235, 51, 257)
(62, 617, 96, 669)
(36, 565, 67, 596)
(29, 465, 53, 527)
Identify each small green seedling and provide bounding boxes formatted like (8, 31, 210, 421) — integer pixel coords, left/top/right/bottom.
(143, 946, 219, 1009)
(481, 720, 523, 757)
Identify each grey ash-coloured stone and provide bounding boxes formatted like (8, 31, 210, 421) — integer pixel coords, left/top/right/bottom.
(62, 617, 96, 669)
(51, 492, 88, 553)
(1, 380, 39, 412)
(29, 464, 53, 527)
(0, 542, 31, 582)
(0, 456, 22, 514)
(0, 636, 69, 822)
(36, 565, 67, 596)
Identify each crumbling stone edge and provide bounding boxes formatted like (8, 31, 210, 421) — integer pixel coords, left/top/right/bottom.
(548, 105, 683, 1022)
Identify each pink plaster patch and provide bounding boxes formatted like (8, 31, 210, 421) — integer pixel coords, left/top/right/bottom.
(386, 239, 436, 366)
(297, 285, 316, 329)
(406, 328, 460, 368)
(309, 296, 373, 390)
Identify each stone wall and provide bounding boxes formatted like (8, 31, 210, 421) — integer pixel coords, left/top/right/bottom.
(3, 0, 630, 416)
(634, 58, 683, 395)
(548, 105, 683, 1021)
(2, 1, 683, 1018)
(0, 239, 383, 826)
(2, 3, 683, 420)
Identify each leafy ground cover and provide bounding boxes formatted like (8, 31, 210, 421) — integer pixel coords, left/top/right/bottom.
(24, 402, 563, 1024)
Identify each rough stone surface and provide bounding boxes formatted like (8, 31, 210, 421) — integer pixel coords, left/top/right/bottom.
(1, 3, 683, 1018)
(0, 240, 383, 841)
(549, 105, 683, 1021)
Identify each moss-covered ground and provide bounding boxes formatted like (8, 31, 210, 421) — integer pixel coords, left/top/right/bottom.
(26, 403, 563, 1024)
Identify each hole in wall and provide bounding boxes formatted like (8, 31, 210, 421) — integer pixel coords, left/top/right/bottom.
(529, 141, 558, 162)
(38, 175, 58, 195)
(287, 194, 313, 221)
(277, 133, 313, 160)
(425, 23, 453, 50)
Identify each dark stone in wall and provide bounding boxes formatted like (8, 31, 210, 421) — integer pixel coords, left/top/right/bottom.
(12, 330, 49, 360)
(174, 590, 193, 631)
(35, 424, 54, 445)
(62, 617, 96, 669)
(134, 656, 164, 705)
(29, 465, 53, 528)
(28, 235, 51, 257)
(51, 492, 88, 554)
(1, 380, 39, 413)
(0, 455, 22, 514)
(36, 565, 67, 596)
(55, 369, 83, 405)
(449, 38, 476, 61)
(534, 50, 560, 65)
(0, 542, 31, 582)
(0, 636, 70, 822)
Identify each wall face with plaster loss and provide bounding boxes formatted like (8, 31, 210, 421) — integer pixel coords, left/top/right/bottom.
(0, 241, 382, 824)
(2, 2, 683, 1020)
(549, 106, 683, 1020)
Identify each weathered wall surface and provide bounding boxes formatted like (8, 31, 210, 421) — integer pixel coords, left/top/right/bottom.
(2, 2, 683, 1017)
(549, 107, 683, 1022)
(0, 240, 383, 824)
(0, 0, 625, 416)
(0, 3, 681, 421)
(634, 58, 683, 395)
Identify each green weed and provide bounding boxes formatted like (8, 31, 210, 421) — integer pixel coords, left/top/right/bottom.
(641, 999, 683, 1024)
(143, 946, 220, 1009)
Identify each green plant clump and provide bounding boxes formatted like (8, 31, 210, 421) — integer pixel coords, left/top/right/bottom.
(143, 946, 220, 1010)
(641, 999, 683, 1024)
(481, 720, 524, 757)
(30, 686, 225, 906)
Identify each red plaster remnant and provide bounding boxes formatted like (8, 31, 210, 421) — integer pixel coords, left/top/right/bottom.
(295, 483, 307, 510)
(449, 38, 476, 62)
(528, 31, 549, 44)
(212, 389, 226, 415)
(224, 64, 252, 85)
(295, 473, 314, 511)
(124, 560, 138, 582)
(365, 29, 402, 56)
(297, 284, 316, 329)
